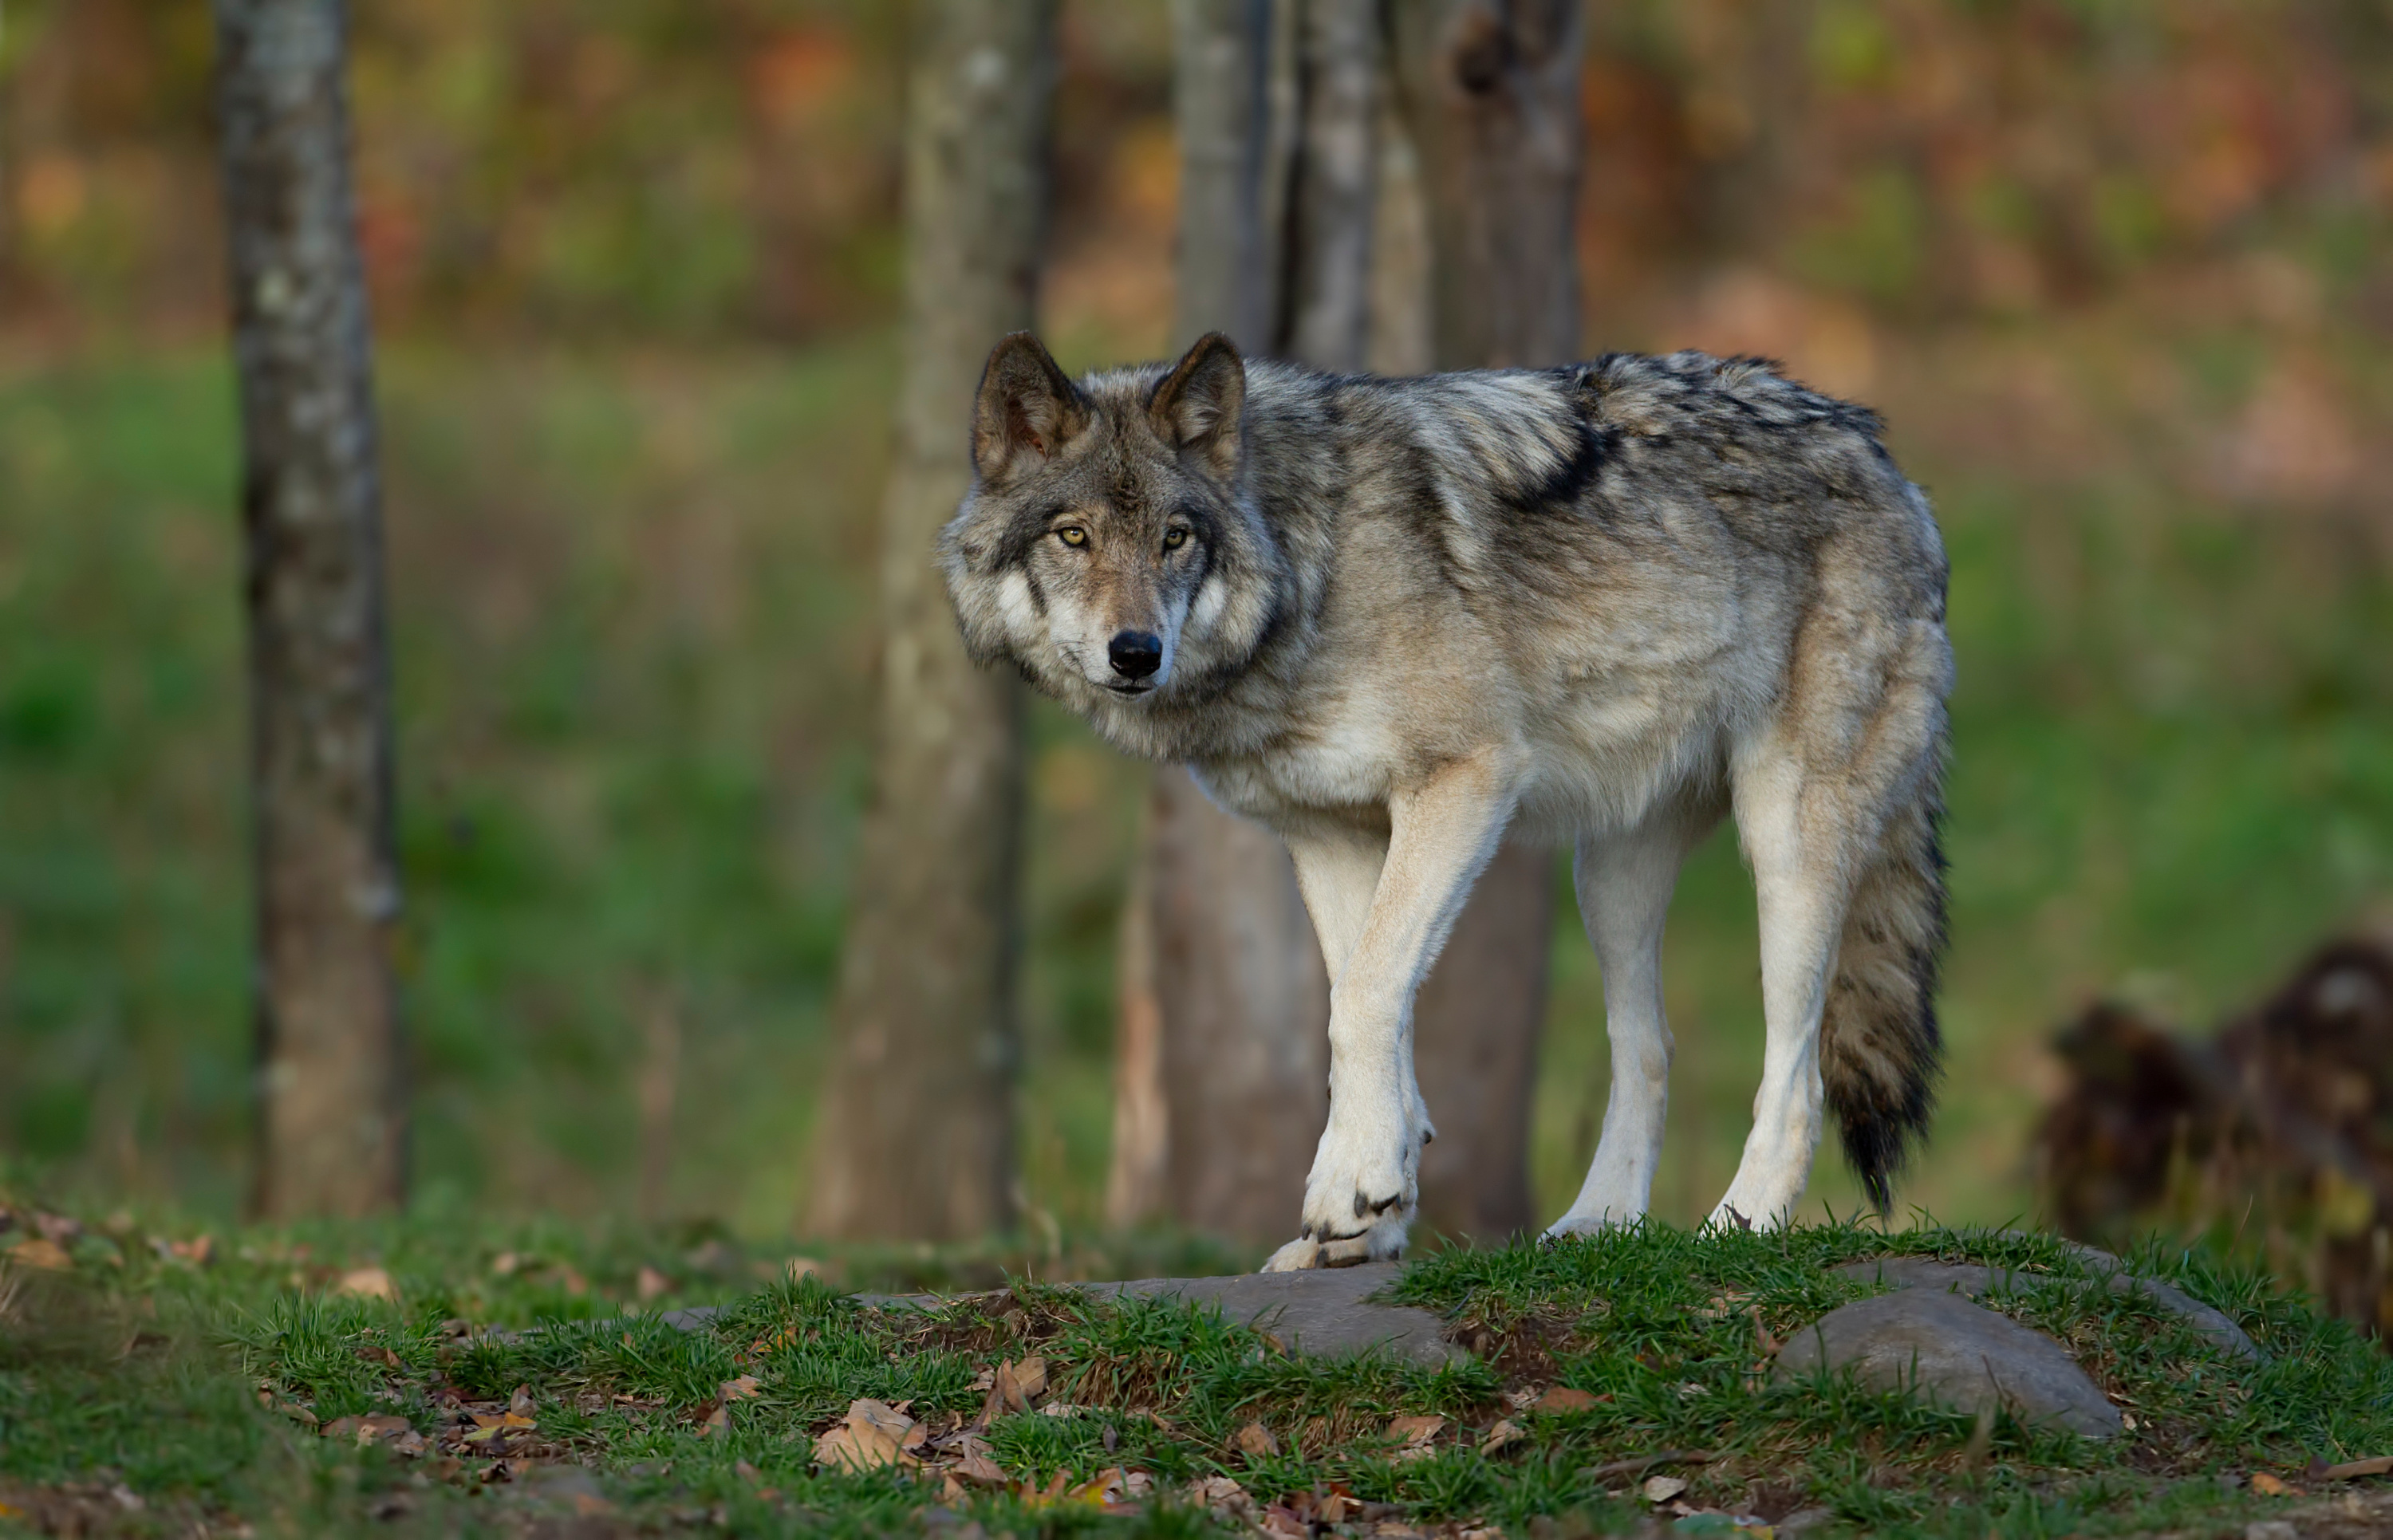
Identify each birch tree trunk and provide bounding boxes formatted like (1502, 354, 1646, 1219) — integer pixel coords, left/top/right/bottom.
(806, 0, 1055, 1242)
(215, 0, 406, 1219)
(1390, 0, 1585, 1243)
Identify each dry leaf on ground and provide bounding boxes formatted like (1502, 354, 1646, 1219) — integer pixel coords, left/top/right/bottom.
(813, 1398, 920, 1471)
(2250, 1472, 2296, 1497)
(1535, 1385, 1602, 1412)
(2317, 1455, 2393, 1480)
(462, 1408, 535, 1444)
(1479, 1419, 1522, 1455)
(1187, 1475, 1256, 1520)
(1642, 1475, 1689, 1503)
(945, 1435, 1009, 1487)
(1260, 1504, 1309, 1539)
(1386, 1414, 1444, 1462)
(5, 1239, 72, 1272)
(720, 1375, 762, 1403)
(1235, 1420, 1280, 1457)
(336, 1266, 396, 1302)
(999, 1356, 1047, 1408)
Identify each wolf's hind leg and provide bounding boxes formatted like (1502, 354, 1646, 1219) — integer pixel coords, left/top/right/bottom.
(1544, 803, 1713, 1239)
(1262, 752, 1512, 1272)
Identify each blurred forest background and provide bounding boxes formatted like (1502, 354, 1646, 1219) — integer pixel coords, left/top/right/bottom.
(2, 0, 2389, 1243)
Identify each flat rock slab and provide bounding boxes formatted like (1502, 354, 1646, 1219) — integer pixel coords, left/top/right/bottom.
(842, 1262, 1461, 1369)
(1776, 1289, 2123, 1439)
(1836, 1254, 2262, 1362)
(1076, 1263, 1463, 1369)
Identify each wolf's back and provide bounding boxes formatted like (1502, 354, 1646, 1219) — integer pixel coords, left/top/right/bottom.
(1821, 753, 1949, 1213)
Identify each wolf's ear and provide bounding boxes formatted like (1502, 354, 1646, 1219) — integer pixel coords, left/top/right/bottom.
(1148, 332, 1246, 482)
(972, 333, 1087, 486)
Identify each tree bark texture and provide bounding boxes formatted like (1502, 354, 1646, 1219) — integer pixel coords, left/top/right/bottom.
(1171, 0, 1275, 353)
(1390, 0, 1586, 371)
(1275, 0, 1382, 370)
(1390, 0, 1585, 1242)
(215, 0, 406, 1219)
(805, 0, 1055, 1242)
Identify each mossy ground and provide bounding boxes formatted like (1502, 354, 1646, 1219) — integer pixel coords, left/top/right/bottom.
(3, 1203, 2389, 1538)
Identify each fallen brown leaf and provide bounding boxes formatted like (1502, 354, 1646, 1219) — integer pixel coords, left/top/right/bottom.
(946, 1436, 1009, 1487)
(720, 1374, 762, 1402)
(1187, 1475, 1256, 1520)
(1386, 1413, 1444, 1462)
(1479, 1419, 1523, 1455)
(1235, 1420, 1280, 1458)
(6, 1238, 72, 1272)
(335, 1266, 396, 1302)
(697, 1403, 730, 1439)
(1000, 1355, 1047, 1408)
(462, 1408, 535, 1444)
(813, 1398, 918, 1471)
(2250, 1471, 2296, 1497)
(637, 1266, 671, 1302)
(1535, 1386, 1602, 1413)
(2318, 1455, 2393, 1481)
(509, 1384, 535, 1417)
(1642, 1475, 1689, 1503)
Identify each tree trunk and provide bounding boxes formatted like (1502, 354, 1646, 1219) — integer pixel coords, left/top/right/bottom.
(1390, 0, 1585, 1243)
(804, 0, 1055, 1242)
(215, 0, 406, 1219)
(1275, 0, 1382, 369)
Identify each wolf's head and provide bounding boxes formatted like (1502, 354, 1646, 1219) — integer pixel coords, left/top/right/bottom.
(939, 331, 1287, 720)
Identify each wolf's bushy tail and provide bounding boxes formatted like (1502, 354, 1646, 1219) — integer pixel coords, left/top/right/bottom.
(1822, 765, 1949, 1215)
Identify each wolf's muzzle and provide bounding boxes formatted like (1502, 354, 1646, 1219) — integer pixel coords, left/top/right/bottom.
(1107, 630, 1163, 681)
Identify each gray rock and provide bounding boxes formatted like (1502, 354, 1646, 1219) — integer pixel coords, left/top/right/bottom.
(1776, 1289, 2123, 1439)
(1836, 1251, 2262, 1362)
(1078, 1262, 1463, 1368)
(851, 1262, 1461, 1368)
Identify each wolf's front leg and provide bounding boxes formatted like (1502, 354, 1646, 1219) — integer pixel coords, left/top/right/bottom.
(1262, 753, 1516, 1272)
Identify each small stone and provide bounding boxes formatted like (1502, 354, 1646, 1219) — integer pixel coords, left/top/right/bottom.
(1642, 1475, 1688, 1503)
(1776, 1290, 2121, 1439)
(1837, 1251, 2262, 1363)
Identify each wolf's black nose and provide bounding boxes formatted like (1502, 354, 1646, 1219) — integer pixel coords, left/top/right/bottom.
(1108, 630, 1163, 679)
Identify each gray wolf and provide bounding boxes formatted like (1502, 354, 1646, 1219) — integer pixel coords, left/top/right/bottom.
(940, 332, 1951, 1269)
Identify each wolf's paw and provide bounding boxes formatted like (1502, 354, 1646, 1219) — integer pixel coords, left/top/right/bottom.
(1258, 1233, 1377, 1272)
(1291, 1105, 1423, 1263)
(1538, 1206, 1639, 1245)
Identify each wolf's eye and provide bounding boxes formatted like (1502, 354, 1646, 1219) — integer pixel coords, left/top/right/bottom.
(1057, 526, 1088, 547)
(1162, 528, 1189, 550)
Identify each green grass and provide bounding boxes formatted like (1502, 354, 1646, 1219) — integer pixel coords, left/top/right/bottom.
(4, 1203, 2387, 1538)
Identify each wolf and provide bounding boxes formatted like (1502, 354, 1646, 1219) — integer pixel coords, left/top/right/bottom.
(940, 331, 1951, 1270)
